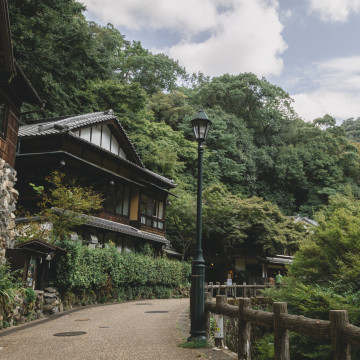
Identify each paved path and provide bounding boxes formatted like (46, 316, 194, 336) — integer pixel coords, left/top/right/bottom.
(0, 298, 202, 360)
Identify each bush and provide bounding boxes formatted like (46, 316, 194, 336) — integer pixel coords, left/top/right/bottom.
(54, 241, 190, 301)
(24, 287, 37, 303)
(0, 262, 21, 316)
(260, 278, 360, 360)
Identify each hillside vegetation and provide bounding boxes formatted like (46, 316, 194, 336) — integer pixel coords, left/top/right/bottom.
(8, 0, 360, 258)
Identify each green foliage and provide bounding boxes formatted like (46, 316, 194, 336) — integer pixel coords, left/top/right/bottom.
(253, 333, 274, 360)
(17, 171, 103, 242)
(179, 339, 210, 349)
(166, 188, 197, 259)
(262, 194, 360, 359)
(290, 193, 360, 292)
(202, 185, 309, 258)
(24, 287, 37, 303)
(0, 263, 22, 317)
(342, 117, 360, 142)
(54, 241, 190, 300)
(262, 278, 360, 360)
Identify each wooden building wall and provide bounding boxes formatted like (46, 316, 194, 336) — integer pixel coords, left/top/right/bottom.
(0, 104, 18, 167)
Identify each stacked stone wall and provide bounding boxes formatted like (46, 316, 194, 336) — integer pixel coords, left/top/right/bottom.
(0, 287, 63, 329)
(0, 159, 18, 261)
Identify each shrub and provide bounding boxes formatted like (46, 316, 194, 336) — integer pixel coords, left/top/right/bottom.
(54, 241, 190, 300)
(24, 288, 37, 303)
(0, 262, 22, 316)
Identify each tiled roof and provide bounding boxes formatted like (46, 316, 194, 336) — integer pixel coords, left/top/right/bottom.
(20, 110, 123, 138)
(19, 111, 176, 188)
(15, 213, 170, 246)
(83, 214, 170, 246)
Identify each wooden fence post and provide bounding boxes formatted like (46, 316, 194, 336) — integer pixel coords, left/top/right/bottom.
(273, 302, 290, 360)
(204, 292, 212, 339)
(233, 283, 237, 299)
(215, 295, 227, 348)
(209, 282, 213, 298)
(216, 282, 221, 296)
(238, 298, 251, 360)
(330, 310, 351, 360)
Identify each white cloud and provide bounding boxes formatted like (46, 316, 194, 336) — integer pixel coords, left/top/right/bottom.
(167, 1, 287, 77)
(290, 56, 360, 121)
(83, 0, 287, 78)
(308, 0, 360, 22)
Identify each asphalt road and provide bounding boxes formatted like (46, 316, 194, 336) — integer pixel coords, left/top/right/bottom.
(0, 298, 204, 360)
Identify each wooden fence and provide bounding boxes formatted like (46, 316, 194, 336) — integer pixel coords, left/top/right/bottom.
(204, 293, 360, 360)
(205, 282, 270, 298)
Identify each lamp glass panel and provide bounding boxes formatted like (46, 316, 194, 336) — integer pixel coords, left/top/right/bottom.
(193, 125, 199, 139)
(199, 120, 207, 139)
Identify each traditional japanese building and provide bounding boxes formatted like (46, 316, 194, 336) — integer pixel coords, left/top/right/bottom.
(15, 111, 176, 252)
(0, 0, 42, 258)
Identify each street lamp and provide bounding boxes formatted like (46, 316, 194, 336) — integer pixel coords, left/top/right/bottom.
(189, 109, 212, 341)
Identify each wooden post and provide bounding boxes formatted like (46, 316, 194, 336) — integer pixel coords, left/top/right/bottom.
(243, 282, 247, 298)
(215, 295, 227, 348)
(273, 302, 290, 360)
(224, 282, 228, 297)
(330, 310, 351, 360)
(233, 283, 237, 299)
(216, 282, 220, 296)
(209, 282, 213, 298)
(204, 292, 212, 339)
(238, 298, 251, 360)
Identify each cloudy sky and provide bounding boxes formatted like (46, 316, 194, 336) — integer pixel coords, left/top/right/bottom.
(82, 0, 360, 123)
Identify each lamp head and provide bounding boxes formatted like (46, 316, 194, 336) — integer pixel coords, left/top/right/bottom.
(191, 109, 212, 141)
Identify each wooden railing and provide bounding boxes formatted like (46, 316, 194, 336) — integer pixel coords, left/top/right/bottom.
(204, 293, 360, 360)
(205, 282, 270, 298)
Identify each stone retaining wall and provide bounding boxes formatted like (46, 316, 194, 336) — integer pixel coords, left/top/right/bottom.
(0, 287, 63, 329)
(0, 159, 18, 261)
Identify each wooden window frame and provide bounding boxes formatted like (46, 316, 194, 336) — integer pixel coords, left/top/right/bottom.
(0, 102, 9, 140)
(140, 194, 165, 230)
(104, 182, 131, 218)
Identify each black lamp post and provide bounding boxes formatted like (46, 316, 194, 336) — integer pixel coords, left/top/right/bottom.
(188, 109, 212, 341)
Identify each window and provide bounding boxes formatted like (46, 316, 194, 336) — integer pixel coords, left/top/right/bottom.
(140, 194, 165, 230)
(105, 182, 130, 217)
(0, 102, 8, 138)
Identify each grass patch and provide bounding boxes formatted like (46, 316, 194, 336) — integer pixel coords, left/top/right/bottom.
(179, 338, 210, 349)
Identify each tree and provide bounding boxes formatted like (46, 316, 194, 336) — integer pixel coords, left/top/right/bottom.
(166, 188, 196, 259)
(202, 185, 307, 261)
(75, 79, 147, 115)
(342, 117, 360, 142)
(9, 0, 108, 117)
(120, 48, 188, 95)
(146, 91, 194, 130)
(289, 192, 360, 293)
(313, 114, 336, 129)
(16, 172, 103, 242)
(192, 73, 296, 146)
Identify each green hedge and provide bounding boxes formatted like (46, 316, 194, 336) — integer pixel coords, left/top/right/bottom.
(54, 241, 191, 300)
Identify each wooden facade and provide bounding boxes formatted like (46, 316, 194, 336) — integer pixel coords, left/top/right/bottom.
(0, 0, 42, 167)
(16, 111, 176, 252)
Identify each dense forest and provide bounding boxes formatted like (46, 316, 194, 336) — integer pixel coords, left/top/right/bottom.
(8, 0, 360, 258)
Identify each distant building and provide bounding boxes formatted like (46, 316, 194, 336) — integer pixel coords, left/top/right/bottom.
(205, 215, 318, 284)
(0, 0, 42, 259)
(15, 111, 176, 252)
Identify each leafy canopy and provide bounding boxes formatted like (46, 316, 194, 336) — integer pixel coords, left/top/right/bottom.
(16, 172, 103, 242)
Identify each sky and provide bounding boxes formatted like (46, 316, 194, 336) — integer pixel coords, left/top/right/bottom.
(82, 0, 360, 123)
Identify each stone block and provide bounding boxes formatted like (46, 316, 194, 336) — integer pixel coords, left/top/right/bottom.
(44, 287, 57, 293)
(43, 292, 56, 299)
